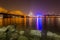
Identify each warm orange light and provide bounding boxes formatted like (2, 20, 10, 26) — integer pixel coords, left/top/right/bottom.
(9, 10, 24, 15)
(0, 7, 8, 13)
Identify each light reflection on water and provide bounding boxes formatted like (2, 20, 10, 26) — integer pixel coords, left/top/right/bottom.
(37, 17, 43, 31)
(0, 17, 60, 32)
(29, 18, 33, 29)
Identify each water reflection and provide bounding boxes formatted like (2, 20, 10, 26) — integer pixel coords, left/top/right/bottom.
(0, 16, 60, 32)
(29, 18, 33, 29)
(57, 17, 60, 26)
(37, 17, 43, 31)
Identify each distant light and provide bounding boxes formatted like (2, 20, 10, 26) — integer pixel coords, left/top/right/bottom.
(37, 14, 43, 17)
(37, 17, 43, 31)
(28, 12, 34, 16)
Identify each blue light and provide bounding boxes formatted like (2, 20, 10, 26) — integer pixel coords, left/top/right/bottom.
(37, 14, 43, 17)
(36, 12, 43, 31)
(36, 11, 43, 16)
(37, 17, 43, 31)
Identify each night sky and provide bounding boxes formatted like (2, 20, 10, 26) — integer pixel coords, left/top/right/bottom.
(0, 0, 60, 15)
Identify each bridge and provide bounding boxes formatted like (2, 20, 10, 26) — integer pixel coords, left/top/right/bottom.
(0, 7, 29, 26)
(0, 11, 31, 26)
